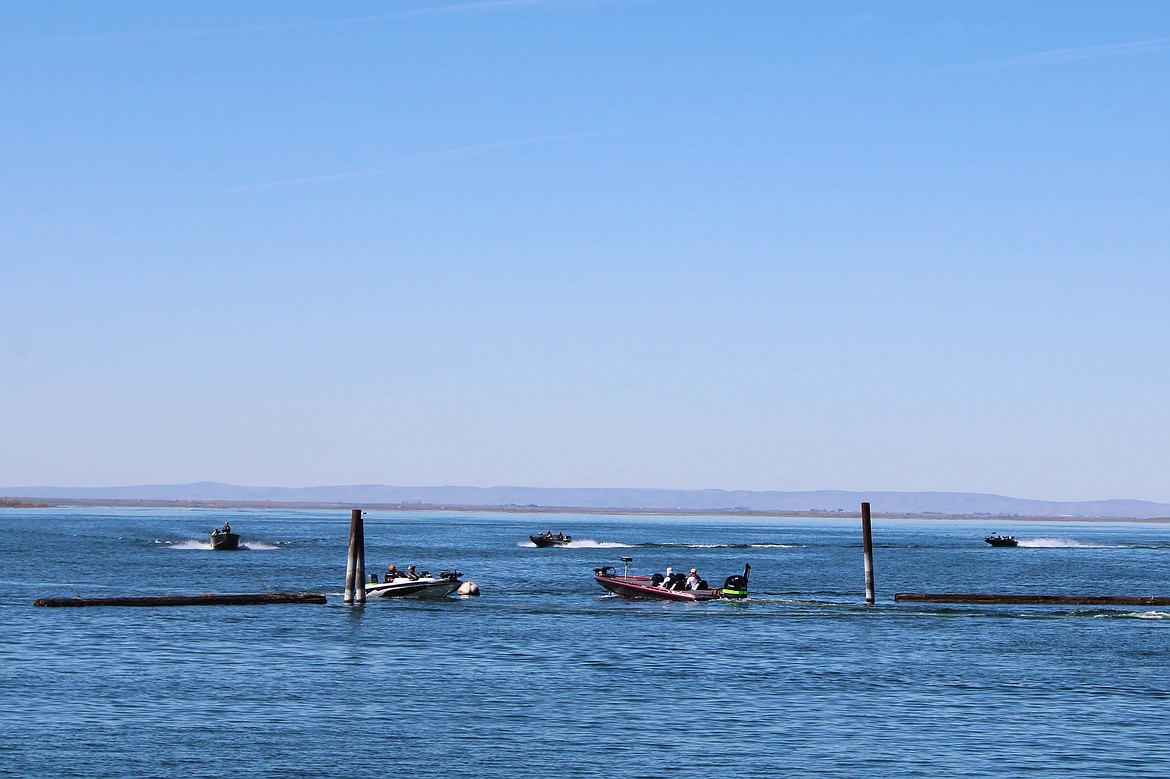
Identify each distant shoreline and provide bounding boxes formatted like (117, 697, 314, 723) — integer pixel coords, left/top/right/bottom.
(0, 498, 50, 508)
(3, 496, 1168, 522)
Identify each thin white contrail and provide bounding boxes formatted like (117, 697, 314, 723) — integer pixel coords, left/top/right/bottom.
(10, 0, 636, 45)
(969, 37, 1170, 70)
(216, 128, 632, 194)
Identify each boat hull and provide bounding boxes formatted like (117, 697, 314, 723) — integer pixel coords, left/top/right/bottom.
(210, 532, 240, 550)
(594, 574, 723, 602)
(530, 535, 570, 547)
(985, 537, 1018, 547)
(364, 577, 461, 599)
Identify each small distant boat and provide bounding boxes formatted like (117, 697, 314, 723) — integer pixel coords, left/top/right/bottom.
(985, 534, 1019, 547)
(593, 557, 750, 602)
(530, 533, 572, 547)
(209, 530, 240, 550)
(364, 571, 462, 599)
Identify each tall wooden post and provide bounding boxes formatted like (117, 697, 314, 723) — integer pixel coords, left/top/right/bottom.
(862, 501, 875, 604)
(354, 509, 366, 604)
(344, 508, 365, 605)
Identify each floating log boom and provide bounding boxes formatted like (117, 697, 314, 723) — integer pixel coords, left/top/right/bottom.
(34, 592, 327, 608)
(895, 593, 1170, 606)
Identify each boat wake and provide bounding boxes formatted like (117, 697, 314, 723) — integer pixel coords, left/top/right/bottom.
(162, 540, 214, 551)
(521, 540, 793, 549)
(1017, 538, 1117, 548)
(159, 539, 280, 551)
(638, 542, 796, 549)
(519, 539, 631, 548)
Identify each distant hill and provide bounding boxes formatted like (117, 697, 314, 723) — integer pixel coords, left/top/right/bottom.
(3, 482, 1170, 519)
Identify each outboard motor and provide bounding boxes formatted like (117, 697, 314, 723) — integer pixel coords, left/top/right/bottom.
(721, 564, 750, 599)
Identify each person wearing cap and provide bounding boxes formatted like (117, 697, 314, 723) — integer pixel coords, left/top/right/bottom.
(686, 568, 701, 590)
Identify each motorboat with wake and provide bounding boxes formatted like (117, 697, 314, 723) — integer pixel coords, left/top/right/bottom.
(530, 532, 572, 547)
(984, 534, 1019, 547)
(593, 557, 750, 602)
(210, 525, 240, 550)
(364, 570, 463, 599)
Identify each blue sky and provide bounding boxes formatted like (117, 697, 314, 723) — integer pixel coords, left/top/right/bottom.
(3, 1, 1169, 502)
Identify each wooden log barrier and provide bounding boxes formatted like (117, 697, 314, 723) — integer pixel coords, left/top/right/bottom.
(895, 593, 1170, 606)
(34, 592, 328, 608)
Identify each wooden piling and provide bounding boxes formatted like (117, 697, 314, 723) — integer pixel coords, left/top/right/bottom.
(354, 509, 366, 605)
(861, 501, 875, 604)
(344, 539, 355, 603)
(34, 592, 327, 608)
(895, 593, 1170, 606)
(344, 508, 365, 605)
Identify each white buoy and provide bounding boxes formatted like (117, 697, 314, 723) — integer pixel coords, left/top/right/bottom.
(457, 581, 480, 597)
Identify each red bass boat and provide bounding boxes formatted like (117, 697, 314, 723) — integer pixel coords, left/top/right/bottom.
(593, 557, 750, 602)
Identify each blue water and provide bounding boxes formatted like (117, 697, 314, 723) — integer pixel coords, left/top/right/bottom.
(3, 508, 1170, 778)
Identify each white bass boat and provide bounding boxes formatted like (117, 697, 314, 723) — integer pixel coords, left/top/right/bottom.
(364, 571, 462, 599)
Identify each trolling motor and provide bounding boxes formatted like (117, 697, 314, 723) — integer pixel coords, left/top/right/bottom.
(721, 563, 751, 599)
(595, 557, 633, 578)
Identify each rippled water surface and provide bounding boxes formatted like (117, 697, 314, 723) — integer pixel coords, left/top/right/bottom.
(4, 508, 1170, 777)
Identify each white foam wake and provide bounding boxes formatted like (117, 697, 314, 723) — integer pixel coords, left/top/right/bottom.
(1017, 538, 1113, 548)
(160, 539, 280, 551)
(685, 543, 796, 548)
(518, 539, 632, 548)
(164, 540, 213, 550)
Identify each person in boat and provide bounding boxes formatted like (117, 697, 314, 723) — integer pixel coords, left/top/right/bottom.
(545, 530, 553, 538)
(221, 521, 231, 534)
(660, 569, 685, 591)
(555, 532, 564, 540)
(211, 528, 219, 535)
(686, 568, 701, 590)
(405, 565, 419, 581)
(386, 564, 399, 580)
